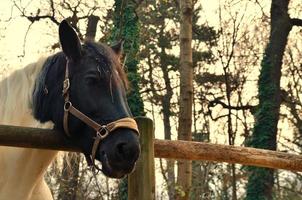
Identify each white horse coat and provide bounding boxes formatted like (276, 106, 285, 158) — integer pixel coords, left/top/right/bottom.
(0, 58, 57, 200)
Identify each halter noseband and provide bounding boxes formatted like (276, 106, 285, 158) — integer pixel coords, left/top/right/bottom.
(62, 59, 139, 169)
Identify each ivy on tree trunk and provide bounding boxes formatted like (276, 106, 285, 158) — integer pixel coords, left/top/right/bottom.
(110, 0, 144, 117)
(246, 1, 292, 199)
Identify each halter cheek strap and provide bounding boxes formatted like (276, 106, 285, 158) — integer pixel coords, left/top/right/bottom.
(62, 59, 139, 168)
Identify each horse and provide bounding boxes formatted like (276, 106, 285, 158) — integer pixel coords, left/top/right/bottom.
(0, 20, 140, 200)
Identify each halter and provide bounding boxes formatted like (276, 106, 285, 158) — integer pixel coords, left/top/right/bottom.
(62, 59, 139, 169)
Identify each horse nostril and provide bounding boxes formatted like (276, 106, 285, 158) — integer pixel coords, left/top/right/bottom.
(115, 142, 139, 162)
(117, 142, 126, 156)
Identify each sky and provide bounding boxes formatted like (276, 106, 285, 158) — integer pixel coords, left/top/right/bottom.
(0, 1, 56, 68)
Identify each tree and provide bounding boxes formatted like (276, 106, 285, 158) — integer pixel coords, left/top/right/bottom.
(57, 153, 81, 200)
(110, 0, 144, 117)
(138, 1, 179, 198)
(176, 0, 193, 199)
(246, 0, 302, 199)
(138, 1, 218, 198)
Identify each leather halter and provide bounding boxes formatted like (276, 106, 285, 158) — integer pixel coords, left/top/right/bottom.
(62, 59, 139, 168)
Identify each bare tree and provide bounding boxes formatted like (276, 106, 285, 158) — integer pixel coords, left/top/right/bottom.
(176, 0, 193, 199)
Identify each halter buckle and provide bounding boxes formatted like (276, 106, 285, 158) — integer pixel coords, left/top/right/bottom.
(62, 78, 70, 95)
(96, 125, 109, 139)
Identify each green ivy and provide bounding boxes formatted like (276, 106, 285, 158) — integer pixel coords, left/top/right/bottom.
(118, 177, 128, 200)
(246, 51, 278, 200)
(246, 167, 274, 200)
(110, 1, 144, 117)
(248, 52, 278, 150)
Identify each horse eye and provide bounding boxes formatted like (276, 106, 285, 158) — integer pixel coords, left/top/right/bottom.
(85, 76, 100, 85)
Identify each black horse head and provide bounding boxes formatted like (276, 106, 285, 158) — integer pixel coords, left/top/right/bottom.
(32, 20, 140, 178)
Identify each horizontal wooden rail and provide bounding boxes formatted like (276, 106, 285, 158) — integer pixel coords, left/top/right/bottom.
(0, 123, 301, 171)
(0, 124, 81, 152)
(154, 139, 302, 171)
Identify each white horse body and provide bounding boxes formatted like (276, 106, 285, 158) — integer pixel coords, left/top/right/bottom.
(0, 58, 57, 200)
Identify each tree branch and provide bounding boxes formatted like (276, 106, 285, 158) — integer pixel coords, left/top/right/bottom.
(208, 98, 256, 111)
(291, 18, 302, 27)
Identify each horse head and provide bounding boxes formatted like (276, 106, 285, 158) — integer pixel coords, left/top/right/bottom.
(32, 20, 140, 178)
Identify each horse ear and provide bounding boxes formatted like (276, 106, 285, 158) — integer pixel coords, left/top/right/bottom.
(111, 40, 124, 58)
(59, 20, 82, 61)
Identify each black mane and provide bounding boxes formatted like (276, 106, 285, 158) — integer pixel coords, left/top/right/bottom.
(32, 52, 65, 124)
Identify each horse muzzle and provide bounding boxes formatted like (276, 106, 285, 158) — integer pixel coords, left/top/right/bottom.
(97, 130, 140, 178)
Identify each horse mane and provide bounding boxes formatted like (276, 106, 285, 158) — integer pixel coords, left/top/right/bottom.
(0, 57, 52, 128)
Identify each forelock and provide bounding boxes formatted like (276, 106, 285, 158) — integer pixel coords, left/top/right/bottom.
(83, 42, 128, 89)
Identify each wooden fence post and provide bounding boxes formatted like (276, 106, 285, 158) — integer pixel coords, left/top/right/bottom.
(128, 117, 155, 200)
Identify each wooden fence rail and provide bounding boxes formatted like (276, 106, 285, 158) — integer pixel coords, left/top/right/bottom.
(1, 117, 302, 199)
(0, 124, 81, 152)
(0, 119, 301, 172)
(155, 139, 302, 171)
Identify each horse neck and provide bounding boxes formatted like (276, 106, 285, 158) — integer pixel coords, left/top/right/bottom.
(0, 58, 58, 198)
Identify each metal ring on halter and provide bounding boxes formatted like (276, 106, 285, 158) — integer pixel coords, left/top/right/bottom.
(96, 125, 109, 139)
(64, 101, 72, 111)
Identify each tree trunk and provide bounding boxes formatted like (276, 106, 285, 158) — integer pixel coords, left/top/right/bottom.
(57, 153, 81, 200)
(110, 0, 144, 117)
(162, 68, 176, 200)
(85, 15, 100, 41)
(176, 0, 193, 199)
(246, 1, 292, 199)
(159, 19, 176, 198)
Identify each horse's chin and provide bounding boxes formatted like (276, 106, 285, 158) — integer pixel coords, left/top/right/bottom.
(99, 152, 136, 179)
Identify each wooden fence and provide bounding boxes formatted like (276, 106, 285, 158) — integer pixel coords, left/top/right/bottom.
(0, 117, 302, 199)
